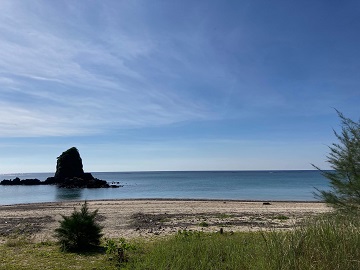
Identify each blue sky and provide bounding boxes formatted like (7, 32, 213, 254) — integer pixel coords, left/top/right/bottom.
(0, 0, 359, 173)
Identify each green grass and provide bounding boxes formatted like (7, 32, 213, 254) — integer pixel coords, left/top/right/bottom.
(198, 221, 209, 227)
(123, 213, 360, 270)
(124, 230, 266, 270)
(0, 240, 117, 270)
(262, 213, 360, 270)
(1, 213, 360, 270)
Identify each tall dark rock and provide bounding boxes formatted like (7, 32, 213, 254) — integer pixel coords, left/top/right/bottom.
(44, 147, 110, 188)
(55, 147, 84, 179)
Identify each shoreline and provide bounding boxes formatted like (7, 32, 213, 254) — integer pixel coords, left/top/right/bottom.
(0, 199, 331, 242)
(0, 198, 324, 207)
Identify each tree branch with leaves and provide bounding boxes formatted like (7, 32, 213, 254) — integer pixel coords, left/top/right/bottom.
(314, 111, 360, 211)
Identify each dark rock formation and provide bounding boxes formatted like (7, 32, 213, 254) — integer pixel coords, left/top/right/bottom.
(44, 147, 110, 188)
(57, 177, 109, 188)
(55, 147, 84, 179)
(1, 177, 42, 185)
(0, 147, 113, 188)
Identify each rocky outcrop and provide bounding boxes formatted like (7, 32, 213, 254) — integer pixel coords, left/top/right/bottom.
(57, 177, 109, 188)
(0, 177, 42, 185)
(55, 147, 85, 179)
(44, 147, 110, 188)
(0, 147, 111, 188)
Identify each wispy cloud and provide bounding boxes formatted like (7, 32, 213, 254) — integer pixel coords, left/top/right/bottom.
(0, 1, 213, 137)
(1, 0, 359, 172)
(0, 0, 358, 140)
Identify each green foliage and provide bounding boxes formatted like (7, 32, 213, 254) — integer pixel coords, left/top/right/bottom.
(198, 221, 209, 227)
(272, 214, 289, 220)
(124, 230, 265, 269)
(0, 241, 117, 270)
(54, 202, 103, 251)
(4, 234, 33, 247)
(104, 238, 136, 264)
(175, 229, 204, 239)
(262, 213, 360, 270)
(314, 111, 360, 211)
(2, 214, 360, 269)
(104, 238, 118, 255)
(121, 214, 360, 270)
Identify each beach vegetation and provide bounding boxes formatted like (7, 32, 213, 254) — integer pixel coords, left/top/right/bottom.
(54, 201, 103, 251)
(272, 214, 289, 220)
(122, 213, 360, 270)
(314, 111, 360, 211)
(198, 221, 209, 227)
(104, 237, 136, 264)
(0, 240, 117, 270)
(1, 213, 360, 269)
(4, 233, 33, 247)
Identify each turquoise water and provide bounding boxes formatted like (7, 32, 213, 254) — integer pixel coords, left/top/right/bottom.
(0, 171, 330, 205)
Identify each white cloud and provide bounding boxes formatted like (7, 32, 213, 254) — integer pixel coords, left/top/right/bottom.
(0, 0, 353, 140)
(0, 1, 212, 137)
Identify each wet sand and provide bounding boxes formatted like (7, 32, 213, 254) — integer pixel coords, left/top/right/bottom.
(0, 199, 330, 242)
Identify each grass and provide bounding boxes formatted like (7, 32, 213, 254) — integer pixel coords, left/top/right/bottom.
(1, 212, 360, 270)
(262, 213, 360, 270)
(198, 221, 209, 227)
(271, 214, 290, 220)
(123, 230, 266, 270)
(0, 239, 117, 270)
(3, 234, 34, 247)
(123, 213, 360, 270)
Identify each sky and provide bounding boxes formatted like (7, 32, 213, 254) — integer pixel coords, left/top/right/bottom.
(0, 0, 359, 173)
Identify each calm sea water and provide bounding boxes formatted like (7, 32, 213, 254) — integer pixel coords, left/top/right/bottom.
(0, 171, 330, 205)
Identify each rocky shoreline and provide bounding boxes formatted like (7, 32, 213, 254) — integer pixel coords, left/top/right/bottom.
(0, 176, 110, 188)
(1, 147, 112, 188)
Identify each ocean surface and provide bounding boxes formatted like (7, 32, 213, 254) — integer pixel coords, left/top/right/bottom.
(0, 171, 330, 205)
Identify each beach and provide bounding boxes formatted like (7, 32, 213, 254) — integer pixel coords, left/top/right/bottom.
(0, 199, 330, 242)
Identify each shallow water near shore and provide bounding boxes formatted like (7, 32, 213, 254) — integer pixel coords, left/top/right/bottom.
(0, 170, 330, 205)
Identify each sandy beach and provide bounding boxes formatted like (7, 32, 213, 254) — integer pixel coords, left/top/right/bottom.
(0, 199, 330, 242)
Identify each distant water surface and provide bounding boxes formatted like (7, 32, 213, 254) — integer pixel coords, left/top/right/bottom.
(0, 171, 330, 205)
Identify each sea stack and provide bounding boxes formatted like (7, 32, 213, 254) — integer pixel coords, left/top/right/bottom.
(55, 147, 85, 179)
(44, 147, 110, 188)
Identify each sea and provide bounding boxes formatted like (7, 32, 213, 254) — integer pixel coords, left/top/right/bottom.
(0, 170, 330, 205)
